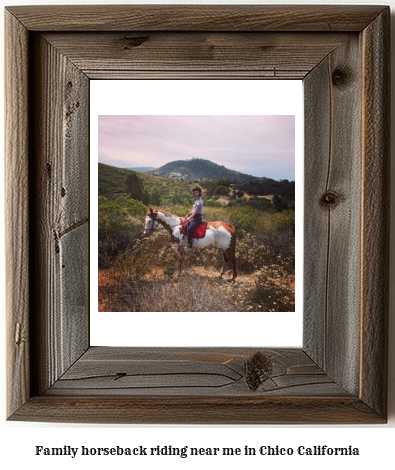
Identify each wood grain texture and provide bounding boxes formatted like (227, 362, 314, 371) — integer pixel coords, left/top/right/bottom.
(5, 10, 30, 418)
(5, 5, 386, 32)
(42, 32, 349, 80)
(46, 347, 345, 397)
(303, 56, 332, 369)
(304, 35, 362, 395)
(9, 395, 384, 425)
(5, 5, 389, 424)
(360, 8, 390, 417)
(30, 34, 90, 395)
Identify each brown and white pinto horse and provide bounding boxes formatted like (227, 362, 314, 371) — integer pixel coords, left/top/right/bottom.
(144, 208, 237, 280)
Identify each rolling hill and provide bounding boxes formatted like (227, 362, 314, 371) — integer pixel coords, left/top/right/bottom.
(99, 160, 294, 204)
(98, 163, 193, 198)
(148, 158, 259, 182)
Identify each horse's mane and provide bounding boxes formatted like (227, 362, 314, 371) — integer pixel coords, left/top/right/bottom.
(155, 209, 182, 219)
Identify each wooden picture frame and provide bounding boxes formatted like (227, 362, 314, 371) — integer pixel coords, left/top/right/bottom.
(5, 5, 390, 424)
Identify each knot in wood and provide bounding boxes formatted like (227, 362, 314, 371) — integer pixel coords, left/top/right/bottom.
(15, 322, 22, 345)
(321, 190, 340, 207)
(246, 351, 273, 391)
(123, 35, 150, 49)
(332, 68, 348, 87)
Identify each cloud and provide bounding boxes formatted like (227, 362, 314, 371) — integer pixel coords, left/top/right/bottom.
(98, 115, 295, 180)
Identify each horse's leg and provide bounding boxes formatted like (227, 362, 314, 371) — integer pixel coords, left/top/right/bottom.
(225, 247, 237, 281)
(220, 250, 228, 278)
(178, 244, 185, 276)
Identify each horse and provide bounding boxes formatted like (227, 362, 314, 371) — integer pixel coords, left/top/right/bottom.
(144, 208, 237, 281)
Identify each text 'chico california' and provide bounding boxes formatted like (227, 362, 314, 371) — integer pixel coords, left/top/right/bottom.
(35, 444, 360, 458)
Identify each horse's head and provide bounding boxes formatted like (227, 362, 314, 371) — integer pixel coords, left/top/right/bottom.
(144, 208, 159, 237)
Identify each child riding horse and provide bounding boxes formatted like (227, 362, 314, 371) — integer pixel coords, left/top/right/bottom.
(185, 186, 203, 248)
(144, 207, 237, 281)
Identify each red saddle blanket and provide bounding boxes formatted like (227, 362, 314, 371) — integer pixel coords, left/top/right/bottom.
(181, 220, 207, 239)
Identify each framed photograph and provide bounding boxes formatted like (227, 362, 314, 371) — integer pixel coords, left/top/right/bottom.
(92, 81, 303, 349)
(5, 5, 389, 423)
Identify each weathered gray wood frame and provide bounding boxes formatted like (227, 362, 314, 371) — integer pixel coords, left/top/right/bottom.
(5, 5, 389, 423)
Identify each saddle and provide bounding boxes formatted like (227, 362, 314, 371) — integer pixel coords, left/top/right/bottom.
(181, 220, 207, 239)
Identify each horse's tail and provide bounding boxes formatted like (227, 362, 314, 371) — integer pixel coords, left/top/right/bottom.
(230, 222, 237, 238)
(229, 219, 238, 231)
(232, 224, 237, 243)
(228, 223, 237, 280)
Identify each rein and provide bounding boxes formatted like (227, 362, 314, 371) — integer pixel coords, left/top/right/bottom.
(145, 218, 158, 232)
(146, 217, 182, 232)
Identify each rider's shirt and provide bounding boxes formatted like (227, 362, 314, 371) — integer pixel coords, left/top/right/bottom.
(192, 198, 203, 215)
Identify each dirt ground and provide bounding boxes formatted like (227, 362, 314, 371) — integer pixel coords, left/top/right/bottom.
(98, 265, 294, 313)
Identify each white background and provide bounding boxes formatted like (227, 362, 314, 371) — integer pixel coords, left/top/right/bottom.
(1, 1, 394, 469)
(90, 79, 304, 348)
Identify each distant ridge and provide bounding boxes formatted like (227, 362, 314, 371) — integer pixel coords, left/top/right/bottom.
(148, 158, 259, 182)
(127, 167, 156, 173)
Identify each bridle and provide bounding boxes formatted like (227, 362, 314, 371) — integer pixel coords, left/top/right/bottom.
(145, 216, 182, 233)
(145, 217, 158, 233)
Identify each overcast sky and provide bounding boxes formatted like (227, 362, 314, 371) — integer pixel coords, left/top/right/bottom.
(98, 115, 295, 181)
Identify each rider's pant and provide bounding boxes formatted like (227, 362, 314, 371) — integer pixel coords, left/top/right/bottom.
(187, 214, 202, 244)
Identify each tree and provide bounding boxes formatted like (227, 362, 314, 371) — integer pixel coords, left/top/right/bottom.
(125, 172, 144, 201)
(161, 187, 192, 207)
(272, 194, 288, 212)
(149, 187, 162, 205)
(218, 178, 230, 187)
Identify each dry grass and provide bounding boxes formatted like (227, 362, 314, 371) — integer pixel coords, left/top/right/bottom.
(99, 269, 235, 312)
(98, 265, 295, 313)
(98, 215, 295, 313)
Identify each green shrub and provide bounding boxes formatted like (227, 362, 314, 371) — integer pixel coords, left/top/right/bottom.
(204, 200, 223, 208)
(98, 197, 147, 259)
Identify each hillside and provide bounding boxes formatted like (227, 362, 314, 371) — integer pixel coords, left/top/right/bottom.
(148, 158, 259, 182)
(98, 163, 193, 198)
